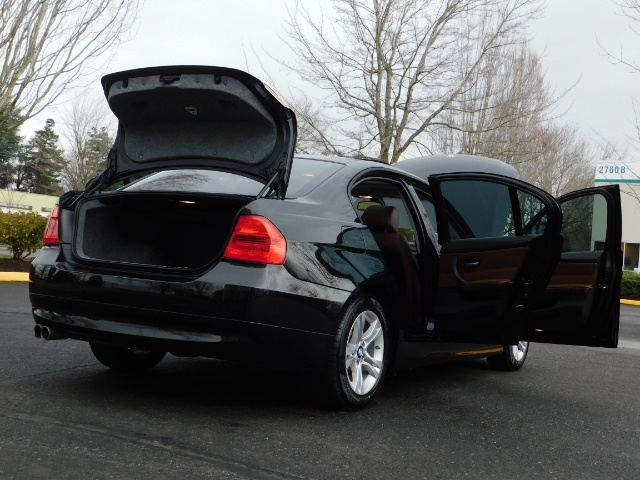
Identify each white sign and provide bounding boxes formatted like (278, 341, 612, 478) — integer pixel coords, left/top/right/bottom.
(0, 201, 32, 210)
(595, 162, 640, 183)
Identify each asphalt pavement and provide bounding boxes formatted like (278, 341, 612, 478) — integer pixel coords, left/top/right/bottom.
(1, 282, 639, 479)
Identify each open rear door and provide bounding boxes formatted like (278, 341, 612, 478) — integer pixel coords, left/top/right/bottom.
(522, 185, 622, 347)
(428, 174, 563, 344)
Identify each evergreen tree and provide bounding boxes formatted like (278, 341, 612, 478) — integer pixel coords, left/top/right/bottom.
(62, 124, 112, 190)
(18, 119, 65, 195)
(86, 126, 112, 177)
(0, 110, 22, 189)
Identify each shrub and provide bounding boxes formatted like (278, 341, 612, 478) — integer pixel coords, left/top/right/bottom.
(621, 271, 640, 300)
(0, 211, 48, 259)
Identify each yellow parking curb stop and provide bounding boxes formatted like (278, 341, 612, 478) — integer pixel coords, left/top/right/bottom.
(621, 299, 640, 306)
(0, 272, 30, 282)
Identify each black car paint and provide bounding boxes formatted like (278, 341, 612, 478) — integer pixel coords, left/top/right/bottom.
(27, 66, 621, 410)
(30, 155, 501, 376)
(29, 153, 622, 378)
(30, 157, 499, 373)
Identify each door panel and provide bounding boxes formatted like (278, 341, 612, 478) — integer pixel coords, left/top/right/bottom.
(428, 174, 562, 344)
(524, 186, 622, 347)
(439, 246, 529, 288)
(435, 242, 532, 342)
(529, 257, 599, 335)
(545, 259, 598, 293)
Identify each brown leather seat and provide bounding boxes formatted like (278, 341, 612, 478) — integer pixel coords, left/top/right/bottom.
(361, 205, 422, 328)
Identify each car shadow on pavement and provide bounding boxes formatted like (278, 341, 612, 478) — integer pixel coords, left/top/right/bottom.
(33, 355, 498, 415)
(90, 357, 323, 410)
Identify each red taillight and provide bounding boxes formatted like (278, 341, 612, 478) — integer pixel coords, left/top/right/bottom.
(223, 215, 286, 265)
(43, 205, 60, 245)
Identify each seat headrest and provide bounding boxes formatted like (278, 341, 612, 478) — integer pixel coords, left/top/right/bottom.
(361, 205, 399, 233)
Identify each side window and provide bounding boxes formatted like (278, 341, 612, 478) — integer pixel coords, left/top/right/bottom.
(520, 191, 548, 235)
(437, 179, 549, 240)
(560, 193, 607, 253)
(352, 179, 418, 249)
(415, 189, 438, 231)
(415, 188, 462, 241)
(439, 180, 512, 239)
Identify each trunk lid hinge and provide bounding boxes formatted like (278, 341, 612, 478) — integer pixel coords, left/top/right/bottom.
(63, 149, 118, 209)
(256, 156, 289, 200)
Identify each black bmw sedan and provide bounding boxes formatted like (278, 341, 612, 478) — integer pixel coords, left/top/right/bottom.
(29, 66, 622, 410)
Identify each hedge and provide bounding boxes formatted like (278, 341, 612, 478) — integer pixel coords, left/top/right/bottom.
(621, 271, 640, 300)
(0, 211, 48, 259)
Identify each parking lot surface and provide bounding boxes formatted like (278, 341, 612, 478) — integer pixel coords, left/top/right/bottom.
(1, 282, 639, 479)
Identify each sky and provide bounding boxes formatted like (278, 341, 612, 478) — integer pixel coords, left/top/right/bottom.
(22, 0, 640, 157)
(531, 0, 638, 147)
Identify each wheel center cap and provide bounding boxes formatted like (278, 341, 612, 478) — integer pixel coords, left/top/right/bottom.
(357, 346, 364, 358)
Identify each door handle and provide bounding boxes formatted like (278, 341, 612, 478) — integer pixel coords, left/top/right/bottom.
(451, 257, 481, 286)
(452, 257, 469, 285)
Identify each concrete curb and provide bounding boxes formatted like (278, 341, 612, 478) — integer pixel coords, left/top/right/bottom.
(0, 272, 30, 282)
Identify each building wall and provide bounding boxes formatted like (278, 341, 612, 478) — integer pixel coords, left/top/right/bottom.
(0, 189, 58, 217)
(619, 183, 640, 244)
(595, 162, 640, 271)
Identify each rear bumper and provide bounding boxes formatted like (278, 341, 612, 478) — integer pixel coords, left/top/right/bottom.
(29, 247, 350, 370)
(31, 305, 333, 370)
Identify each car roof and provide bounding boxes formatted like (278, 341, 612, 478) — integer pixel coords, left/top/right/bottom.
(294, 154, 362, 166)
(394, 154, 519, 179)
(296, 153, 519, 180)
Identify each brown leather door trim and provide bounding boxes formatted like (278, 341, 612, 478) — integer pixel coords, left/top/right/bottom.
(439, 246, 530, 288)
(544, 261, 598, 292)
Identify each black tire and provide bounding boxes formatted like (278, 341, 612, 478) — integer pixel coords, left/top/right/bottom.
(486, 341, 529, 371)
(90, 343, 166, 372)
(325, 296, 389, 410)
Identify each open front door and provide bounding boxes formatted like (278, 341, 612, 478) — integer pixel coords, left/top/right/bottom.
(428, 174, 563, 344)
(522, 185, 622, 347)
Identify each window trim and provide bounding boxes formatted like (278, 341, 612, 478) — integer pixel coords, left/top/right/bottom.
(349, 174, 424, 256)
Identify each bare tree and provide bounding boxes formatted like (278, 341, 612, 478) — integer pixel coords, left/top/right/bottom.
(432, 41, 592, 195)
(602, 1, 640, 72)
(519, 124, 595, 196)
(290, 93, 344, 156)
(599, 0, 640, 203)
(0, 0, 142, 135)
(435, 43, 556, 161)
(59, 96, 114, 191)
(281, 0, 542, 163)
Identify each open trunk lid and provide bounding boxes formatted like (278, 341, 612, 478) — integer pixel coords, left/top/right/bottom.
(101, 66, 297, 197)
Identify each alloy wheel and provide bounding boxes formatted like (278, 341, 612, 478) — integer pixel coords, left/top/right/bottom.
(511, 341, 529, 362)
(344, 310, 385, 395)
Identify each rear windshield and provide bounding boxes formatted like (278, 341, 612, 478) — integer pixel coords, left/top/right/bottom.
(119, 157, 343, 197)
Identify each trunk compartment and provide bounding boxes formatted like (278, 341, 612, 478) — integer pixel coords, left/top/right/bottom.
(74, 193, 251, 270)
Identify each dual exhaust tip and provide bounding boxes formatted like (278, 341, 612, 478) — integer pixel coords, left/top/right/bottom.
(34, 324, 68, 341)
